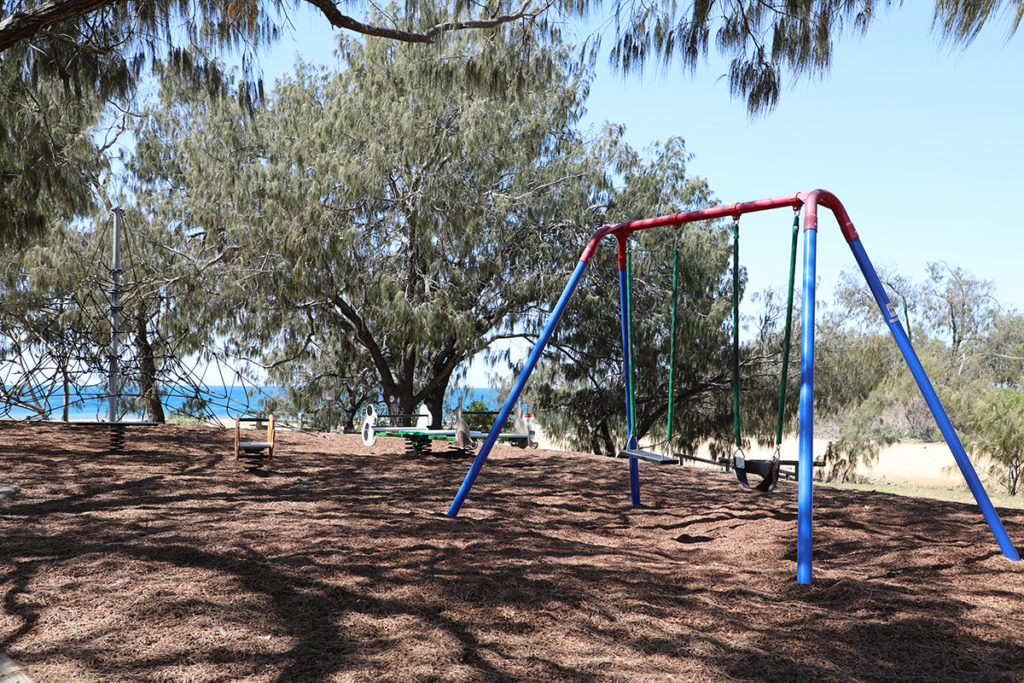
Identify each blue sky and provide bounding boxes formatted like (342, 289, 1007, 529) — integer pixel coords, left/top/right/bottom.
(250, 3, 1024, 383)
(579, 4, 1024, 315)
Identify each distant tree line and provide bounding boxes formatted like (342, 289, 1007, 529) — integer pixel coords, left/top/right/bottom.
(815, 262, 1024, 494)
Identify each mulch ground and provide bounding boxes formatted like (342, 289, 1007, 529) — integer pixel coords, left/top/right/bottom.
(1, 422, 1023, 682)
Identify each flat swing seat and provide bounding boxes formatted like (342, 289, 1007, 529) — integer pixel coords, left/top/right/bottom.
(240, 441, 273, 450)
(618, 448, 678, 464)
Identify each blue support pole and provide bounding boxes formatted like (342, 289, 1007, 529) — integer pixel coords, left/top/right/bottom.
(848, 238, 1020, 562)
(447, 259, 590, 517)
(619, 263, 641, 505)
(797, 226, 817, 585)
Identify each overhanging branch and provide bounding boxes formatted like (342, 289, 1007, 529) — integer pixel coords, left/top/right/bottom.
(0, 0, 550, 56)
(0, 0, 113, 54)
(302, 0, 548, 43)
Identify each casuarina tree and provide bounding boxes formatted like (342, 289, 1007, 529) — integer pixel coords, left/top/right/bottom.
(130, 28, 615, 425)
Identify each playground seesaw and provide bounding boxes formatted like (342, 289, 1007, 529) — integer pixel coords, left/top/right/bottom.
(361, 401, 537, 455)
(234, 415, 275, 471)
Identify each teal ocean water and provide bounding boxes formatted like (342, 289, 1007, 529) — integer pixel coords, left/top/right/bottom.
(2, 384, 282, 421)
(3, 385, 502, 421)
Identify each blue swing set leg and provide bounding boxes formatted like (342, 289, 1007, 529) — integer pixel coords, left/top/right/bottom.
(619, 240, 642, 506)
(447, 260, 589, 518)
(849, 238, 1019, 561)
(797, 193, 1020, 584)
(797, 222, 817, 584)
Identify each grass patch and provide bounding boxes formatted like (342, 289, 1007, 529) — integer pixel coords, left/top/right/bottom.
(820, 480, 1024, 510)
(166, 414, 208, 426)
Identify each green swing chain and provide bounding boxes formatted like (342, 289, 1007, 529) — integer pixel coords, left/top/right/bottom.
(732, 213, 801, 453)
(731, 222, 742, 449)
(775, 211, 800, 446)
(666, 244, 680, 445)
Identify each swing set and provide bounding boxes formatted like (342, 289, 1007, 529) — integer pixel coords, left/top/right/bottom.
(442, 189, 1021, 585)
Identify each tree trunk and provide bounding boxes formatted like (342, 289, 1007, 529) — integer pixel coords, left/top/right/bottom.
(598, 419, 616, 457)
(588, 421, 604, 455)
(1009, 456, 1021, 497)
(135, 305, 165, 423)
(342, 404, 357, 432)
(61, 362, 70, 422)
(424, 382, 448, 431)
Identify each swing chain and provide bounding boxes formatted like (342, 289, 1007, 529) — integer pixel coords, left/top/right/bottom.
(732, 446, 746, 469)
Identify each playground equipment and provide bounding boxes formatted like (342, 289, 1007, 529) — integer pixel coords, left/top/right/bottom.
(445, 189, 1021, 585)
(235, 415, 275, 471)
(615, 248, 678, 465)
(726, 214, 799, 491)
(618, 210, 802, 483)
(361, 401, 537, 455)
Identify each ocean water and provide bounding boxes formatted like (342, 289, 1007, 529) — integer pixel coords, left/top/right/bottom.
(2, 384, 504, 422)
(2, 384, 283, 422)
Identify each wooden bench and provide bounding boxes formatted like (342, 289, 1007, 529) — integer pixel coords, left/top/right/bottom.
(778, 458, 826, 482)
(235, 415, 275, 471)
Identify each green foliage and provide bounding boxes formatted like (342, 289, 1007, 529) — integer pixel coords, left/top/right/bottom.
(259, 331, 379, 432)
(104, 204, 240, 423)
(0, 224, 110, 419)
(129, 28, 610, 425)
(924, 261, 997, 373)
(934, 0, 1024, 43)
(607, 0, 852, 114)
(530, 135, 767, 456)
(820, 382, 900, 483)
(606, 0, 1024, 113)
(963, 388, 1024, 495)
(462, 399, 511, 432)
(2, 1, 1022, 125)
(0, 50, 105, 248)
(0, 0, 279, 98)
(166, 413, 208, 426)
(814, 260, 1024, 491)
(528, 143, 814, 457)
(974, 311, 1024, 388)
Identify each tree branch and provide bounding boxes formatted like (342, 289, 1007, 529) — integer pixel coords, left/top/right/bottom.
(0, 0, 114, 54)
(302, 0, 546, 44)
(1, 0, 547, 57)
(329, 292, 398, 398)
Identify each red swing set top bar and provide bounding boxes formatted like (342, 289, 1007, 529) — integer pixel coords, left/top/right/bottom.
(579, 190, 860, 266)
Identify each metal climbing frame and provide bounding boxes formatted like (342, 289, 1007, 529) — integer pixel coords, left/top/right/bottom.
(445, 189, 1021, 585)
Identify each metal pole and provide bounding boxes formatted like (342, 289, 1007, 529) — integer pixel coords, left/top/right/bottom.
(847, 238, 1020, 562)
(108, 207, 123, 423)
(619, 244, 641, 505)
(667, 245, 679, 445)
(447, 260, 590, 517)
(580, 195, 804, 263)
(626, 250, 637, 433)
(797, 220, 817, 585)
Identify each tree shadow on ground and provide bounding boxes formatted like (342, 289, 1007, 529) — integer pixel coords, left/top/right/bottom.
(1, 425, 1022, 681)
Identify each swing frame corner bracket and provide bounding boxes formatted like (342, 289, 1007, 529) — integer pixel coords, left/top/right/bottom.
(796, 189, 859, 242)
(580, 223, 628, 265)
